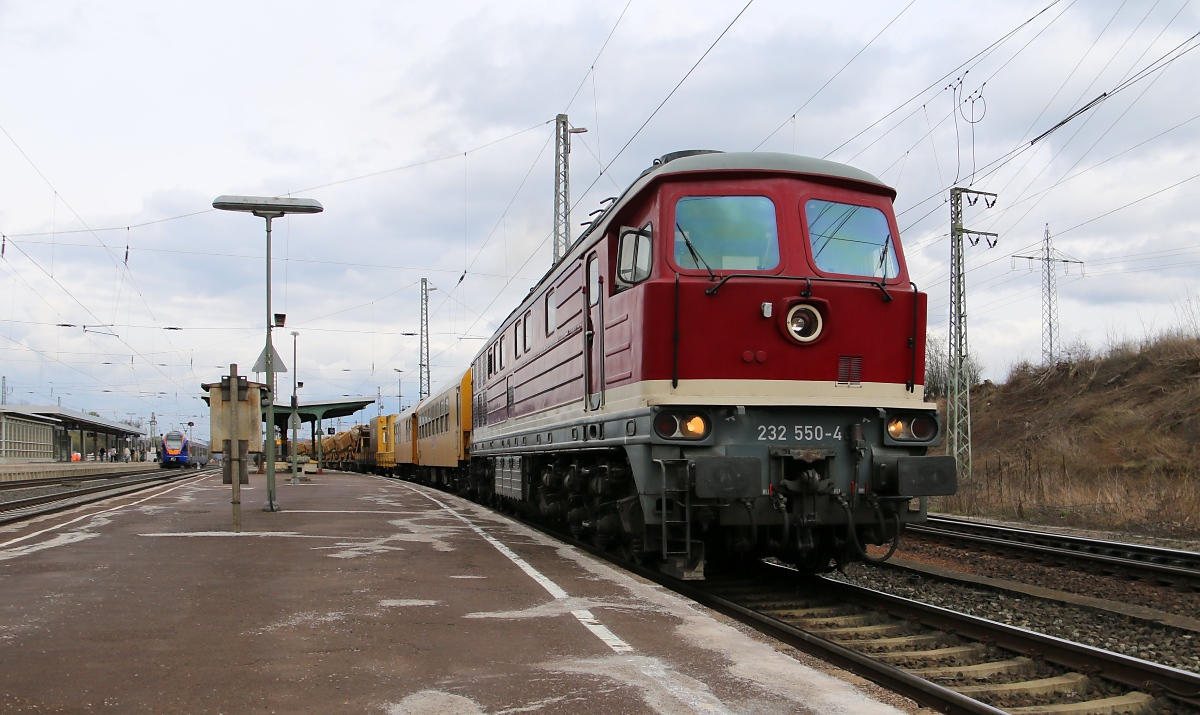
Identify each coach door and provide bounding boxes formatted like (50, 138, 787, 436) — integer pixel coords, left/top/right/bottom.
(585, 251, 604, 410)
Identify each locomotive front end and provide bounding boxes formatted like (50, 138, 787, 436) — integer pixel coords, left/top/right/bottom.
(615, 153, 957, 576)
(470, 151, 957, 580)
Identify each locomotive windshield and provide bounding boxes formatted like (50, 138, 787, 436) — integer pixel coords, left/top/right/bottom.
(673, 195, 779, 271)
(164, 432, 184, 450)
(805, 199, 899, 279)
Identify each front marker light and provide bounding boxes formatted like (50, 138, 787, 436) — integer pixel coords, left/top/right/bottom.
(910, 415, 937, 441)
(654, 413, 679, 438)
(887, 418, 907, 439)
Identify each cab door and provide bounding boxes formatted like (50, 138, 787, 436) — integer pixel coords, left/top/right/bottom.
(585, 251, 604, 410)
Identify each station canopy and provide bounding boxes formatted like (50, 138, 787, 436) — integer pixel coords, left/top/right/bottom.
(0, 405, 143, 437)
(200, 388, 373, 432)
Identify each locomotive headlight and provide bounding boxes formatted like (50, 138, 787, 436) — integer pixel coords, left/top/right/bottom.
(785, 304, 822, 343)
(680, 415, 708, 438)
(654, 412, 710, 440)
(887, 418, 907, 439)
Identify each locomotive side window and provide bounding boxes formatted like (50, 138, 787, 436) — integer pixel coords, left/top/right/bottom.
(514, 318, 523, 358)
(805, 199, 898, 279)
(546, 288, 555, 335)
(499, 335, 507, 370)
(673, 196, 778, 271)
(523, 311, 532, 352)
(616, 223, 653, 289)
(587, 255, 600, 306)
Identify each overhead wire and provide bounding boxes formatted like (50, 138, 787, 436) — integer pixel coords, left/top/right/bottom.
(754, 0, 919, 151)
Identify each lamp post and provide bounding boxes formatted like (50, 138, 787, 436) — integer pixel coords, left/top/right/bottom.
(290, 330, 300, 485)
(393, 368, 404, 413)
(213, 195, 323, 511)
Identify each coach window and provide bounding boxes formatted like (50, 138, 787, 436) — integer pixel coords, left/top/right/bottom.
(616, 223, 653, 289)
(523, 311, 532, 352)
(673, 195, 778, 271)
(804, 199, 898, 279)
(545, 288, 556, 335)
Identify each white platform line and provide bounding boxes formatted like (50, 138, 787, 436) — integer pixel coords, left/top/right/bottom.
(571, 609, 635, 654)
(372, 476, 634, 655)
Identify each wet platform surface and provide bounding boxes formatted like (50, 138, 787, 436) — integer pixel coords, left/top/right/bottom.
(0, 471, 912, 714)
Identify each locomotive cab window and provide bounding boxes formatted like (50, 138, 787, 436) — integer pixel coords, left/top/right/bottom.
(616, 223, 653, 289)
(673, 195, 778, 272)
(804, 199, 898, 279)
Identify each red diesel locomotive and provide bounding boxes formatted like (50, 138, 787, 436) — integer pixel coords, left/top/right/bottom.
(459, 150, 956, 578)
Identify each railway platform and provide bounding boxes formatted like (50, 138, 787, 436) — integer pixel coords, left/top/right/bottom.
(0, 472, 920, 714)
(0, 460, 161, 484)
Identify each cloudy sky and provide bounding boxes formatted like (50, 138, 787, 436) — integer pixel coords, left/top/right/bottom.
(1, 0, 1197, 437)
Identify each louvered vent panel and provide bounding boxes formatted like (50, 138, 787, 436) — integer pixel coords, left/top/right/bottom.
(837, 356, 863, 386)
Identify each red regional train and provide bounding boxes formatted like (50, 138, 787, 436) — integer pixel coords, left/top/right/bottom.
(369, 150, 955, 580)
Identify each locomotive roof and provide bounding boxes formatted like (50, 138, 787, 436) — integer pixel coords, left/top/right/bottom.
(646, 151, 891, 193)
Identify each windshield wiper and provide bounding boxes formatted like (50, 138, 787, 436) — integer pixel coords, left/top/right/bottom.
(676, 223, 716, 281)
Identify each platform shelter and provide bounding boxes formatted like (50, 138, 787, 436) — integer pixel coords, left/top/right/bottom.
(0, 406, 143, 464)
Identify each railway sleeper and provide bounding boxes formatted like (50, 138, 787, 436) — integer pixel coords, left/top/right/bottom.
(816, 622, 912, 639)
(953, 672, 1090, 699)
(847, 632, 947, 653)
(797, 612, 886, 629)
(758, 604, 857, 619)
(909, 655, 1036, 679)
(1003, 690, 1156, 715)
(873, 642, 988, 665)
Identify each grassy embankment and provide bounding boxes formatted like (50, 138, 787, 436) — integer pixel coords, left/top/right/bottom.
(932, 334, 1200, 539)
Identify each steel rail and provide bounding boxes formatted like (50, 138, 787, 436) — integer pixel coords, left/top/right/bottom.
(0, 469, 215, 521)
(911, 516, 1200, 582)
(0, 468, 170, 491)
(818, 570, 1200, 708)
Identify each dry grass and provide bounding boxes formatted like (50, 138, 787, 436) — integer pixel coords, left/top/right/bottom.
(932, 334, 1200, 538)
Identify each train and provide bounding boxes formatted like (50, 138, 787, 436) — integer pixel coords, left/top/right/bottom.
(159, 430, 210, 468)
(319, 151, 956, 579)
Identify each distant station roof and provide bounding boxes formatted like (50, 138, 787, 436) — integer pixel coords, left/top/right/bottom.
(0, 406, 143, 436)
(199, 387, 373, 429)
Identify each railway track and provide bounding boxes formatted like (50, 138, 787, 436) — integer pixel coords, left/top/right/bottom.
(0, 468, 215, 523)
(495, 500, 1200, 714)
(907, 516, 1200, 590)
(698, 563, 1200, 714)
(0, 467, 171, 491)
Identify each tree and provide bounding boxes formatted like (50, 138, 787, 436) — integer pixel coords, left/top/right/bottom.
(924, 331, 984, 400)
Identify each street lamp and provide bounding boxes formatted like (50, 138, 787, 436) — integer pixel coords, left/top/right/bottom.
(393, 368, 404, 413)
(213, 194, 322, 511)
(290, 330, 300, 485)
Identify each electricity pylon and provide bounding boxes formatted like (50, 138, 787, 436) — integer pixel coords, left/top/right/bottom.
(948, 187, 997, 483)
(1013, 224, 1083, 365)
